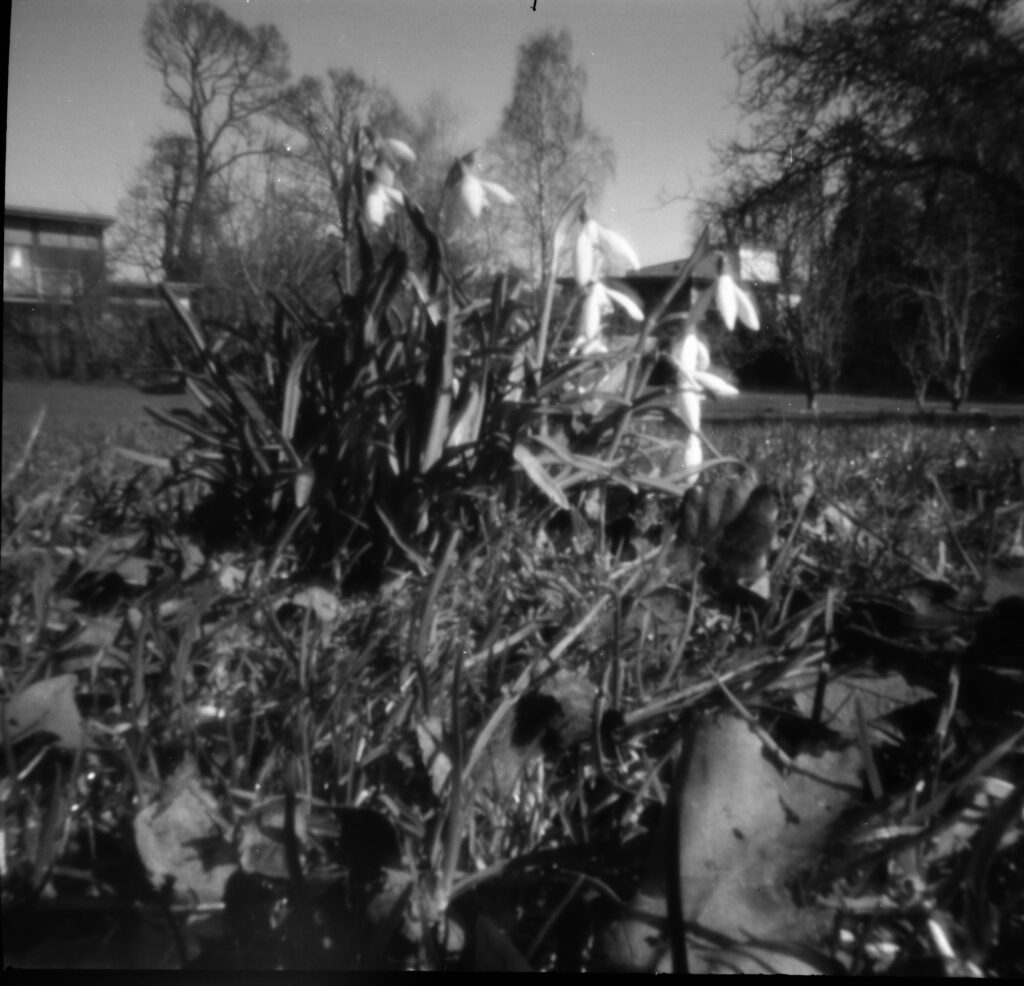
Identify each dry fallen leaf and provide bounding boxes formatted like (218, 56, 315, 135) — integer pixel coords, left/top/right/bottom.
(133, 758, 237, 906)
(237, 796, 309, 879)
(2, 674, 88, 751)
(597, 712, 862, 974)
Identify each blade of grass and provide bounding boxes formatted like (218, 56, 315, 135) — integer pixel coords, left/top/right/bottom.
(2, 405, 47, 491)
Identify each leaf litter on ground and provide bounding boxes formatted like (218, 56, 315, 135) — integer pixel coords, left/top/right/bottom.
(3, 405, 1023, 971)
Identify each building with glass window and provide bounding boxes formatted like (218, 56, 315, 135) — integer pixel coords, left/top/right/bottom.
(4, 205, 115, 376)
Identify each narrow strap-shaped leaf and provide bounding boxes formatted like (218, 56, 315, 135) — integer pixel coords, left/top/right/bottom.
(145, 406, 220, 446)
(114, 447, 173, 471)
(513, 443, 570, 510)
(160, 284, 250, 421)
(421, 300, 455, 473)
(281, 339, 319, 444)
(375, 504, 431, 576)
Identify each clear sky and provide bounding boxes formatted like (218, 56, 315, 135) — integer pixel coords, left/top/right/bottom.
(6, 0, 765, 268)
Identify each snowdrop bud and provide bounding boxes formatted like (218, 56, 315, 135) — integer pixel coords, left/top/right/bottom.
(294, 467, 314, 509)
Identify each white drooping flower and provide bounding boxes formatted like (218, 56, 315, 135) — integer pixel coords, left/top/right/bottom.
(573, 213, 641, 287)
(445, 152, 515, 226)
(714, 253, 760, 331)
(363, 171, 405, 231)
(570, 211, 643, 355)
(671, 328, 739, 400)
(571, 280, 644, 356)
(669, 323, 741, 483)
(363, 127, 417, 188)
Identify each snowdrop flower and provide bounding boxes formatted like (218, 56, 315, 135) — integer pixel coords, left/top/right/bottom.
(363, 170, 405, 231)
(363, 126, 416, 187)
(673, 329, 740, 400)
(571, 280, 643, 356)
(574, 211, 641, 287)
(669, 323, 740, 482)
(445, 151, 515, 226)
(570, 211, 643, 355)
(714, 253, 760, 331)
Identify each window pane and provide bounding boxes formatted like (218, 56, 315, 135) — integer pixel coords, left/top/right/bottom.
(4, 227, 34, 246)
(39, 231, 71, 247)
(68, 233, 101, 250)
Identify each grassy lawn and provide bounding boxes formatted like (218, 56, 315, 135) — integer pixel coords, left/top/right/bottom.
(5, 379, 1022, 449)
(2, 376, 1023, 972)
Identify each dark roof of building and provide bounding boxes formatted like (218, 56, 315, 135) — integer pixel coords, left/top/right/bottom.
(5, 205, 116, 228)
(627, 253, 720, 282)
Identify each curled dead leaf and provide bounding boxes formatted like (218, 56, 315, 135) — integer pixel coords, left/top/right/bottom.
(2, 674, 88, 751)
(133, 759, 236, 906)
(597, 712, 862, 974)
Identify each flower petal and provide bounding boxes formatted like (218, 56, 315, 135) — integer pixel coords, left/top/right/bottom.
(674, 332, 701, 376)
(479, 179, 516, 205)
(692, 370, 740, 398)
(457, 175, 485, 218)
(734, 284, 761, 330)
(364, 184, 388, 229)
(574, 228, 595, 286)
(579, 283, 606, 345)
(367, 183, 405, 229)
(716, 273, 738, 330)
(678, 390, 703, 432)
(603, 285, 644, 321)
(384, 137, 417, 163)
(598, 226, 640, 272)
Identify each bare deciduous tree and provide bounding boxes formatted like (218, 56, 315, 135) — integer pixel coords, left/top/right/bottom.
(903, 195, 1005, 411)
(143, 0, 289, 281)
(489, 30, 615, 282)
